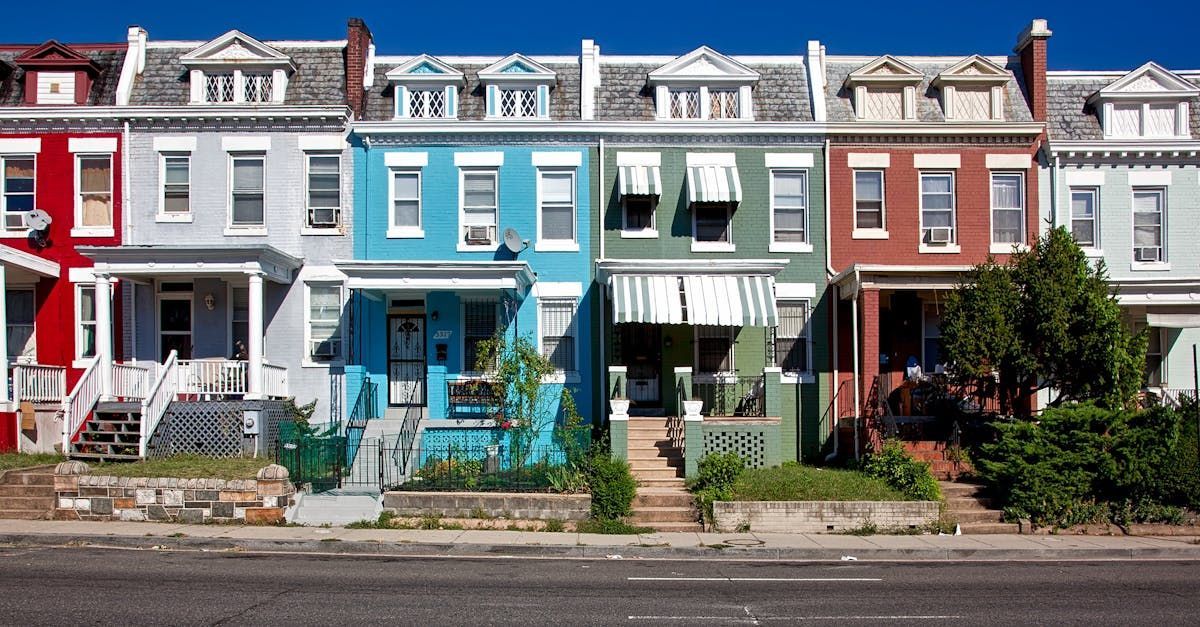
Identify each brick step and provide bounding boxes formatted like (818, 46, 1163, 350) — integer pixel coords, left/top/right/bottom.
(958, 522, 1020, 534)
(626, 447, 681, 458)
(633, 493, 694, 508)
(0, 496, 55, 510)
(901, 440, 948, 452)
(950, 509, 1005, 524)
(0, 484, 54, 497)
(0, 472, 55, 487)
(641, 521, 704, 532)
(944, 496, 995, 511)
(68, 451, 141, 462)
(908, 450, 954, 462)
(631, 467, 684, 479)
(629, 507, 698, 523)
(0, 508, 53, 520)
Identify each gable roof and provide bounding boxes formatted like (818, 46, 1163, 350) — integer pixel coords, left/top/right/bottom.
(385, 54, 464, 82)
(845, 55, 923, 86)
(0, 44, 126, 107)
(1089, 61, 1200, 103)
(13, 40, 100, 73)
(647, 46, 760, 84)
(933, 55, 1010, 86)
(477, 53, 556, 82)
(179, 30, 295, 71)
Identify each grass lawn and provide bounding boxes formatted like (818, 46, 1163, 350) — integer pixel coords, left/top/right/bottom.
(0, 452, 65, 472)
(91, 455, 271, 480)
(731, 463, 912, 502)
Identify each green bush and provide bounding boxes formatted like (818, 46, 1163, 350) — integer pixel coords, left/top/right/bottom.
(860, 440, 941, 502)
(687, 452, 747, 524)
(731, 463, 908, 502)
(587, 453, 637, 520)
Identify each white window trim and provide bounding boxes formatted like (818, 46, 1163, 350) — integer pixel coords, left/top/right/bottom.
(852, 169, 888, 240)
(1131, 187, 1168, 270)
(302, 152, 343, 233)
(693, 326, 736, 378)
(5, 286, 36, 365)
(656, 84, 755, 121)
(1069, 186, 1102, 256)
(303, 282, 346, 368)
(768, 169, 812, 254)
(692, 202, 735, 253)
(918, 171, 957, 254)
(387, 167, 424, 239)
(534, 168, 578, 252)
(71, 153, 115, 238)
(226, 152, 267, 234)
(73, 283, 98, 368)
(156, 152, 193, 223)
(0, 153, 36, 237)
(538, 296, 580, 384)
(195, 69, 286, 104)
(776, 298, 814, 384)
(457, 167, 500, 252)
(620, 196, 658, 239)
(988, 171, 1027, 254)
(487, 84, 547, 120)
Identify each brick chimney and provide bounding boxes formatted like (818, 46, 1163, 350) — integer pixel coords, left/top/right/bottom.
(346, 18, 373, 119)
(1014, 18, 1051, 122)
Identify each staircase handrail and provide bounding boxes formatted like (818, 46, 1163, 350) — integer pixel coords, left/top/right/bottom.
(61, 358, 101, 453)
(392, 384, 422, 482)
(139, 350, 179, 458)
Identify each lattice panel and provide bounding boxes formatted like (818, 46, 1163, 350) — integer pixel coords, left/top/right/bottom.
(709, 90, 738, 119)
(206, 73, 235, 102)
(671, 90, 700, 119)
(703, 429, 767, 468)
(955, 88, 991, 120)
(146, 400, 293, 459)
(419, 427, 502, 451)
(244, 74, 273, 102)
(409, 89, 446, 118)
(864, 89, 903, 120)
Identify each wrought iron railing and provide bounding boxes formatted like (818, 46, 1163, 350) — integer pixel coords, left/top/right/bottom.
(400, 443, 585, 492)
(446, 377, 501, 420)
(691, 374, 765, 417)
(12, 364, 66, 404)
(394, 399, 422, 479)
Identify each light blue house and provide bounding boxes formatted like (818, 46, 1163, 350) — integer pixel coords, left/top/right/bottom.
(341, 52, 597, 446)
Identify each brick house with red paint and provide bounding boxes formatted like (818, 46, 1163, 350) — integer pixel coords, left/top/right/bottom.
(818, 21, 1051, 456)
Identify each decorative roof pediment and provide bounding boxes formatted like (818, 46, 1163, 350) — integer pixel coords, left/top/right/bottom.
(385, 54, 465, 84)
(477, 53, 556, 83)
(180, 30, 295, 72)
(1090, 62, 1199, 103)
(647, 46, 759, 85)
(933, 55, 1009, 86)
(13, 40, 98, 73)
(845, 55, 923, 86)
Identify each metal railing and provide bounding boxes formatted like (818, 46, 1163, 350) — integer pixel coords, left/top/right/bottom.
(13, 364, 66, 404)
(691, 374, 766, 417)
(395, 401, 422, 479)
(113, 362, 153, 400)
(176, 359, 248, 397)
(401, 443, 583, 492)
(666, 412, 684, 457)
(61, 359, 101, 452)
(263, 362, 289, 399)
(446, 377, 501, 420)
(139, 350, 179, 458)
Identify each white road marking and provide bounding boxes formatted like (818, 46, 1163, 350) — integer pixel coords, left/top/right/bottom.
(628, 615, 961, 621)
(627, 577, 882, 582)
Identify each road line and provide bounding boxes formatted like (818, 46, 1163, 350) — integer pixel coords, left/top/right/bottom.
(628, 615, 960, 621)
(627, 577, 882, 582)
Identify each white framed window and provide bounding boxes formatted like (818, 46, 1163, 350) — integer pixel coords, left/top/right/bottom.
(922, 306, 944, 374)
(990, 172, 1025, 246)
(389, 169, 422, 237)
(205, 72, 235, 103)
(539, 298, 577, 376)
(693, 203, 733, 250)
(854, 170, 885, 230)
(669, 89, 701, 119)
(159, 154, 191, 219)
(775, 300, 811, 376)
(75, 154, 113, 231)
(1145, 326, 1164, 387)
(1132, 188, 1165, 264)
(199, 69, 282, 104)
(407, 88, 447, 118)
(709, 89, 739, 119)
(304, 153, 341, 230)
(1, 155, 35, 231)
(463, 299, 500, 372)
(1146, 103, 1178, 137)
(1070, 188, 1098, 248)
(537, 169, 576, 250)
(920, 172, 956, 246)
(76, 284, 96, 361)
(306, 283, 343, 364)
(498, 88, 538, 118)
(6, 288, 35, 363)
(230, 286, 249, 358)
(229, 154, 265, 229)
(770, 170, 808, 247)
(695, 326, 735, 374)
(460, 169, 498, 247)
(243, 73, 273, 103)
(622, 196, 657, 237)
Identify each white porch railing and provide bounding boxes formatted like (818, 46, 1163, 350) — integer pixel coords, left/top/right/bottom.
(61, 359, 102, 452)
(176, 359, 249, 397)
(263, 363, 288, 399)
(139, 351, 178, 458)
(113, 362, 154, 400)
(13, 364, 66, 404)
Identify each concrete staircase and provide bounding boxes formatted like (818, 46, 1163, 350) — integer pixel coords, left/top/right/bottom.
(0, 466, 56, 520)
(940, 480, 1019, 534)
(70, 402, 143, 462)
(903, 440, 970, 480)
(626, 417, 700, 532)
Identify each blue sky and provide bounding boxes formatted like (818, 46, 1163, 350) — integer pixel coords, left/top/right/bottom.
(1, 0, 1194, 70)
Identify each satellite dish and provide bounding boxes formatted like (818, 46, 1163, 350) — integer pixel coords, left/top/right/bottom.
(502, 227, 528, 255)
(23, 209, 51, 232)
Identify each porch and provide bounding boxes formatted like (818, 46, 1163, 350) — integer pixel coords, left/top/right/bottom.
(1115, 282, 1200, 403)
(0, 244, 61, 452)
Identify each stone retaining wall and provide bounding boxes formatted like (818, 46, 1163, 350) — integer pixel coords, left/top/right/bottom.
(383, 491, 590, 521)
(713, 500, 940, 533)
(53, 462, 294, 524)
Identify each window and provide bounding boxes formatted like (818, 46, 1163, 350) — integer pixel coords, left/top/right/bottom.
(6, 289, 35, 362)
(669, 89, 700, 119)
(1, 155, 34, 230)
(775, 301, 810, 374)
(231, 287, 248, 357)
(77, 285, 96, 360)
(407, 89, 446, 118)
(696, 326, 735, 374)
(1109, 102, 1183, 138)
(854, 170, 884, 229)
(461, 170, 498, 245)
(307, 284, 343, 363)
(230, 155, 265, 227)
(954, 87, 992, 121)
(1146, 104, 1178, 137)
(390, 170, 421, 232)
(623, 197, 656, 233)
(1133, 188, 1165, 263)
(540, 299, 576, 374)
(709, 90, 739, 119)
(205, 73, 235, 103)
(77, 155, 113, 228)
(694, 203, 731, 243)
(463, 300, 499, 371)
(243, 73, 273, 103)
(864, 88, 904, 120)
(161, 155, 190, 215)
(305, 154, 341, 229)
(539, 170, 575, 244)
(920, 172, 955, 245)
(499, 88, 538, 118)
(922, 306, 943, 374)
(1145, 327, 1163, 387)
(1111, 103, 1142, 137)
(990, 173, 1025, 245)
(1070, 188, 1098, 248)
(771, 171, 807, 244)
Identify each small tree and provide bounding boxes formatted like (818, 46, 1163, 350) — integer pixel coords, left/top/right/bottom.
(942, 227, 1146, 412)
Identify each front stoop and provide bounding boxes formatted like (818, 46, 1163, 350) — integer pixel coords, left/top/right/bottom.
(626, 417, 700, 532)
(0, 467, 56, 520)
(903, 441, 971, 480)
(939, 480, 1019, 534)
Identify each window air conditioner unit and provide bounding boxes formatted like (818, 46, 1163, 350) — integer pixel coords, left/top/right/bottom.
(466, 225, 492, 244)
(311, 341, 336, 360)
(309, 207, 339, 227)
(1135, 247, 1161, 263)
(928, 227, 954, 244)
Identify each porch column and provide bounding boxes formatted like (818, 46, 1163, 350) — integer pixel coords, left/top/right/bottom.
(246, 271, 264, 399)
(0, 264, 8, 405)
(95, 274, 114, 400)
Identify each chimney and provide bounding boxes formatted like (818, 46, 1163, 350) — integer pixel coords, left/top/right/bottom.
(1014, 18, 1051, 122)
(580, 39, 599, 120)
(346, 18, 373, 119)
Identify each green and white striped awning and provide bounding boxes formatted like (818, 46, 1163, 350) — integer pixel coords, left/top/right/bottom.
(617, 165, 662, 196)
(609, 274, 777, 327)
(686, 164, 743, 204)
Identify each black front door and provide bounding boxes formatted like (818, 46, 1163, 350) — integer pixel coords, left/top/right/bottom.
(621, 324, 663, 406)
(388, 314, 426, 406)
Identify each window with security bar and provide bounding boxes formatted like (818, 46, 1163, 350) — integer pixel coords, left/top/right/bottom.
(771, 171, 807, 243)
(408, 89, 446, 118)
(461, 171, 498, 244)
(162, 155, 190, 215)
(696, 326, 735, 374)
(709, 89, 739, 119)
(540, 299, 576, 373)
(499, 88, 538, 118)
(2, 155, 35, 230)
(306, 154, 341, 228)
(1132, 188, 1164, 263)
(990, 173, 1024, 245)
(308, 284, 343, 362)
(539, 170, 574, 242)
(694, 203, 731, 243)
(774, 301, 810, 374)
(243, 73, 273, 103)
(230, 155, 265, 226)
(669, 89, 700, 119)
(463, 300, 499, 371)
(205, 73, 235, 103)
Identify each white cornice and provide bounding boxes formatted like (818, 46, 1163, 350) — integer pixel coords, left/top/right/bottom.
(353, 119, 1041, 137)
(149, 40, 346, 49)
(374, 55, 578, 65)
(1048, 139, 1200, 156)
(0, 105, 351, 121)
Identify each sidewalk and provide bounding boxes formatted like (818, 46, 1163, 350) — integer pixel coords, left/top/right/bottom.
(2, 519, 1199, 560)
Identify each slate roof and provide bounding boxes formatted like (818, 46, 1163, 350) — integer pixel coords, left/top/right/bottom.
(1046, 74, 1200, 141)
(128, 45, 346, 106)
(0, 48, 126, 106)
(363, 59, 581, 122)
(823, 57, 1033, 123)
(594, 61, 812, 122)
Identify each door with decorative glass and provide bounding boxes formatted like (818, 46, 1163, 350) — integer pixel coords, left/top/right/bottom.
(388, 314, 426, 406)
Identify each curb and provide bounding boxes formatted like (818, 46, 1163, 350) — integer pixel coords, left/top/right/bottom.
(3, 532, 1200, 561)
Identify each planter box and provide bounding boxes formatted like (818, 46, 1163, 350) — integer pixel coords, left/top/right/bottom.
(383, 491, 590, 521)
(713, 500, 939, 533)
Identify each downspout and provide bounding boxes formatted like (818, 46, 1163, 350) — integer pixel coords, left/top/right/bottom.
(597, 136, 606, 428)
(1050, 152, 1060, 228)
(851, 269, 861, 461)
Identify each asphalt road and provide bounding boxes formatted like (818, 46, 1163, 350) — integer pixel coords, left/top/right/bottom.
(1, 546, 1198, 625)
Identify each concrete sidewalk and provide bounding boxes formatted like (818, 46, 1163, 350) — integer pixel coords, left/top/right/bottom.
(2, 519, 1199, 561)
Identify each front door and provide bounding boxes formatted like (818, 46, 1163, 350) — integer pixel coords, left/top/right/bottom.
(159, 296, 192, 361)
(388, 314, 426, 406)
(620, 324, 662, 406)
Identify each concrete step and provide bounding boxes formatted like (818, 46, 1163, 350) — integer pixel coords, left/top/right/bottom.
(1, 472, 55, 487)
(939, 481, 986, 498)
(637, 477, 687, 488)
(627, 418, 674, 427)
(68, 451, 141, 462)
(958, 522, 1020, 534)
(0, 484, 54, 497)
(629, 507, 697, 523)
(630, 467, 683, 479)
(633, 492, 694, 508)
(624, 457, 681, 469)
(626, 447, 681, 459)
(626, 438, 672, 448)
(951, 509, 1005, 524)
(0, 496, 55, 510)
(0, 508, 53, 520)
(641, 521, 704, 532)
(945, 496, 995, 511)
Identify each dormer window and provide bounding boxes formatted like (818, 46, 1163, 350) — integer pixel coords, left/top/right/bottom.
(844, 56, 923, 121)
(649, 46, 759, 121)
(478, 54, 556, 120)
(386, 54, 463, 120)
(13, 40, 100, 106)
(181, 30, 296, 105)
(933, 55, 1009, 121)
(204, 73, 235, 103)
(1090, 62, 1197, 140)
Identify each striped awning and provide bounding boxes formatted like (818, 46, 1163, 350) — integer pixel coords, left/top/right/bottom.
(609, 274, 777, 327)
(617, 165, 662, 196)
(686, 164, 743, 204)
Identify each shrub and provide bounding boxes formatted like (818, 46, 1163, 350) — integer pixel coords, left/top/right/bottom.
(687, 452, 747, 524)
(587, 454, 637, 520)
(860, 440, 941, 502)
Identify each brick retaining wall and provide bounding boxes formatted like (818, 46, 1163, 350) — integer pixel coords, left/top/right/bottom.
(713, 500, 939, 533)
